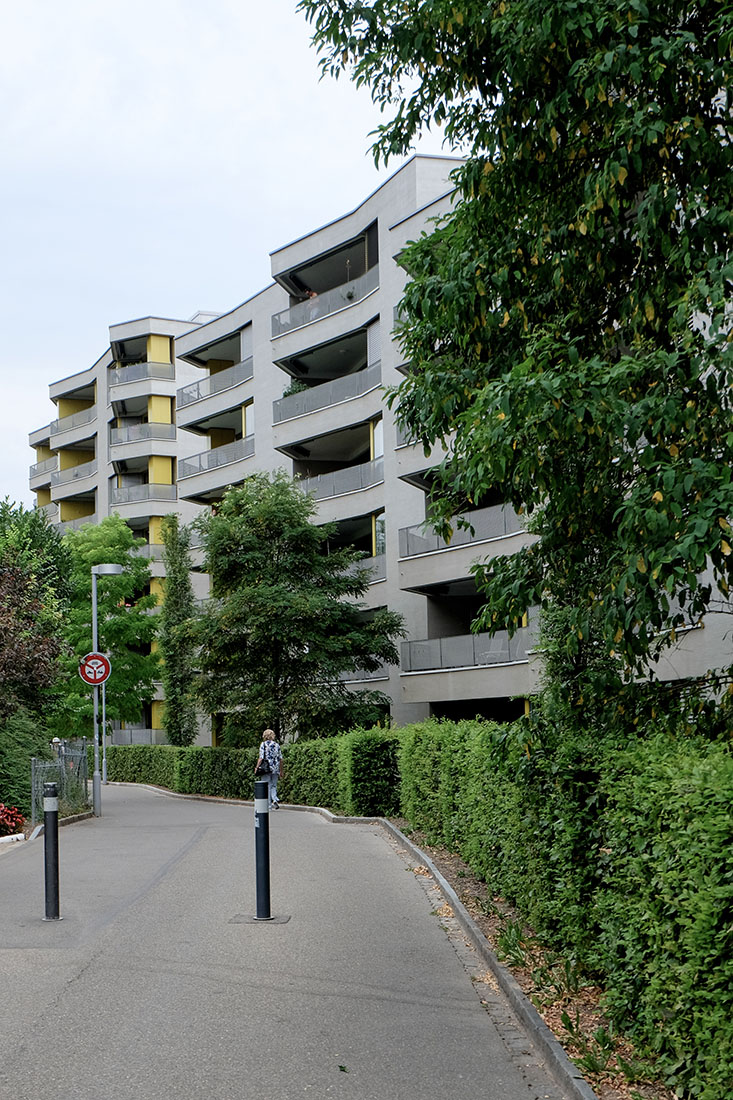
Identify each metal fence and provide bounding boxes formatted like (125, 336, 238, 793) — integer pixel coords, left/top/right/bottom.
(31, 741, 90, 827)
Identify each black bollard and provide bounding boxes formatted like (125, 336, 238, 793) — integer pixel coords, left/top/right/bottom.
(43, 781, 61, 921)
(253, 779, 273, 921)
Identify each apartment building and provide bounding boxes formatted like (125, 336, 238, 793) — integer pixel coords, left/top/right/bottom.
(27, 155, 542, 738)
(172, 155, 539, 729)
(28, 315, 211, 741)
(32, 154, 726, 737)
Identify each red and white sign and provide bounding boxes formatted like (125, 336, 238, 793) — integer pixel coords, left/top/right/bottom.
(78, 652, 112, 686)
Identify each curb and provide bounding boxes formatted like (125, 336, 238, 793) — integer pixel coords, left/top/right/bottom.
(88, 784, 598, 1100)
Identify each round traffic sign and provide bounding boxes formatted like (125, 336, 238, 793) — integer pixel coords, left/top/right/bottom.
(79, 652, 112, 685)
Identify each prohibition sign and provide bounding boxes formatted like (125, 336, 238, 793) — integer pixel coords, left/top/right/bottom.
(79, 652, 112, 686)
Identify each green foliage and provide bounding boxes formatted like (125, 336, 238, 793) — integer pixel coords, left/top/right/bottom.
(0, 501, 70, 720)
(192, 471, 404, 743)
(159, 514, 198, 746)
(301, 0, 733, 700)
(337, 728, 400, 816)
(275, 738, 341, 811)
(0, 708, 53, 816)
(54, 516, 159, 738)
(595, 736, 733, 1100)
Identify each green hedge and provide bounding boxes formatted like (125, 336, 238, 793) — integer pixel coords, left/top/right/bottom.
(396, 718, 733, 1100)
(97, 728, 400, 816)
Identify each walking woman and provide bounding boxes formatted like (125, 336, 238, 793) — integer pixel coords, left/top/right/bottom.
(255, 728, 283, 808)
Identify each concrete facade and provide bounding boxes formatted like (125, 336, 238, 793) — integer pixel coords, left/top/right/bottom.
(30, 153, 723, 739)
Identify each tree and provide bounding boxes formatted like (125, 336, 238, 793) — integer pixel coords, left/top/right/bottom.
(300, 0, 733, 711)
(0, 500, 69, 721)
(52, 516, 160, 738)
(159, 514, 198, 746)
(192, 471, 404, 746)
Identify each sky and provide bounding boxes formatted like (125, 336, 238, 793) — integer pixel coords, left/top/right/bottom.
(1, 0, 449, 507)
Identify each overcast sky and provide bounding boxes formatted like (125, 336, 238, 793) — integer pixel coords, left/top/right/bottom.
(1, 0, 448, 507)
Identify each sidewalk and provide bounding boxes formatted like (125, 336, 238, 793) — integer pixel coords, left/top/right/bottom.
(1, 784, 574, 1100)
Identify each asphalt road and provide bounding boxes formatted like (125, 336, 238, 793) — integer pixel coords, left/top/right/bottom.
(0, 785, 568, 1100)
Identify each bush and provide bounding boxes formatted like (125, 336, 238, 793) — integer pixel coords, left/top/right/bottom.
(595, 735, 733, 1100)
(0, 803, 25, 837)
(337, 727, 400, 817)
(0, 708, 52, 817)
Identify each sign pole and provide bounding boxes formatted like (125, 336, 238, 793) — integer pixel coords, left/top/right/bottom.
(91, 571, 101, 816)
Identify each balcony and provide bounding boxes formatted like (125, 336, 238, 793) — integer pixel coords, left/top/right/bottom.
(271, 266, 379, 337)
(273, 362, 382, 424)
(51, 459, 97, 487)
(298, 457, 384, 502)
(30, 455, 58, 481)
(177, 358, 254, 409)
(399, 505, 524, 558)
(110, 423, 177, 445)
(110, 484, 178, 505)
(178, 436, 255, 480)
(108, 362, 175, 386)
(50, 406, 95, 437)
(401, 627, 530, 673)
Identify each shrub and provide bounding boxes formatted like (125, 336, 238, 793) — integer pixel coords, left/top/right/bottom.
(0, 708, 53, 817)
(595, 735, 733, 1100)
(337, 727, 400, 817)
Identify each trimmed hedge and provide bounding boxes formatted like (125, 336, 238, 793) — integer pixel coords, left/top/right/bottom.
(97, 728, 400, 816)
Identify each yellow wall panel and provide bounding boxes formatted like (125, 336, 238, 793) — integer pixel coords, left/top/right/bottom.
(59, 448, 94, 471)
(147, 334, 171, 364)
(57, 398, 92, 418)
(149, 516, 164, 544)
(59, 499, 95, 521)
(36, 487, 51, 507)
(210, 428, 235, 449)
(148, 395, 173, 423)
(148, 455, 173, 484)
(151, 700, 165, 729)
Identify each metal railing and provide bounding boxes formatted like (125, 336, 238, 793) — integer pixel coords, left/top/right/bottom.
(110, 728, 166, 746)
(399, 504, 525, 558)
(30, 455, 58, 478)
(50, 406, 96, 436)
(110, 423, 176, 445)
(57, 513, 97, 532)
(31, 741, 89, 827)
(273, 361, 382, 423)
(178, 435, 255, 480)
(298, 457, 384, 501)
(109, 483, 178, 505)
(108, 362, 176, 386)
(272, 265, 379, 337)
(177, 358, 254, 408)
(401, 627, 530, 673)
(50, 458, 97, 486)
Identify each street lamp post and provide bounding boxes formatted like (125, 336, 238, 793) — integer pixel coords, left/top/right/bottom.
(91, 563, 123, 816)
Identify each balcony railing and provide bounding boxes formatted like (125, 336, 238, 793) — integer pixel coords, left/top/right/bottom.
(401, 627, 530, 673)
(177, 358, 254, 408)
(178, 435, 255, 480)
(298, 457, 384, 501)
(399, 504, 524, 558)
(272, 265, 379, 337)
(108, 362, 176, 386)
(110, 423, 177, 445)
(273, 361, 382, 424)
(50, 406, 95, 436)
(345, 553, 386, 582)
(339, 663, 390, 683)
(57, 513, 97, 532)
(109, 483, 178, 505)
(51, 459, 97, 487)
(30, 455, 58, 478)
